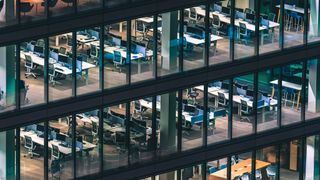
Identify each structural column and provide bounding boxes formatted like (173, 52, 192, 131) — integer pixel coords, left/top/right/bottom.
(0, 130, 16, 180)
(309, 0, 320, 37)
(307, 59, 320, 113)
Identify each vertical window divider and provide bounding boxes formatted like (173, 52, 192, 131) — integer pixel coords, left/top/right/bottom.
(300, 137, 306, 180)
(253, 72, 258, 134)
(17, 0, 21, 24)
(44, 121, 49, 180)
(205, 3, 210, 67)
(179, 10, 184, 73)
(152, 95, 157, 158)
(153, 15, 158, 79)
(72, 114, 76, 179)
(99, 26, 104, 91)
(301, 60, 307, 122)
(178, 89, 183, 152)
(255, 0, 260, 56)
(276, 144, 281, 180)
(227, 156, 231, 180)
(252, 150, 256, 180)
(278, 67, 283, 128)
(98, 107, 104, 175)
(228, 79, 233, 139)
(72, 32, 77, 97)
(44, 38, 49, 103)
(127, 20, 132, 85)
(74, 0, 77, 14)
(280, 0, 284, 50)
(16, 44, 21, 110)
(230, 0, 235, 61)
(203, 84, 208, 147)
(16, 127, 20, 180)
(45, 0, 49, 19)
(303, 0, 308, 45)
(126, 102, 131, 165)
(201, 163, 206, 180)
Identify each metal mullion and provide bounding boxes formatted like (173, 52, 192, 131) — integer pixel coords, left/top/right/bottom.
(16, 44, 21, 110)
(201, 163, 206, 180)
(152, 95, 157, 158)
(253, 72, 258, 134)
(44, 38, 49, 103)
(72, 114, 76, 179)
(252, 150, 256, 180)
(45, 0, 49, 18)
(74, 0, 77, 14)
(44, 121, 49, 180)
(178, 89, 183, 152)
(303, 0, 308, 45)
(278, 68, 283, 128)
(280, 0, 284, 50)
(179, 10, 184, 72)
(255, 0, 260, 56)
(72, 32, 77, 97)
(98, 107, 104, 175)
(204, 3, 210, 67)
(230, 0, 235, 61)
(300, 137, 306, 180)
(99, 26, 104, 91)
(16, 128, 20, 180)
(203, 84, 208, 147)
(153, 15, 158, 79)
(177, 169, 181, 179)
(276, 144, 281, 180)
(17, 0, 21, 24)
(301, 60, 307, 122)
(127, 20, 131, 85)
(228, 79, 233, 139)
(227, 156, 231, 180)
(126, 102, 131, 165)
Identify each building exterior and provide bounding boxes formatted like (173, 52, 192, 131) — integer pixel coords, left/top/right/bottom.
(0, 0, 320, 179)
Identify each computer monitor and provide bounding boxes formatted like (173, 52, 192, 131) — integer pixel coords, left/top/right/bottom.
(34, 45, 44, 55)
(260, 18, 269, 28)
(111, 35, 121, 46)
(184, 105, 196, 113)
(221, 81, 229, 90)
(246, 13, 255, 23)
(49, 51, 59, 61)
(56, 133, 66, 142)
(246, 89, 254, 97)
(36, 124, 45, 132)
(186, 26, 204, 38)
(221, 6, 231, 16)
(213, 4, 222, 12)
(236, 11, 245, 20)
(58, 54, 69, 64)
(134, 43, 146, 57)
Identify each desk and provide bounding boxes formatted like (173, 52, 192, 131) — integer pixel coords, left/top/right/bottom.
(76, 34, 97, 48)
(209, 159, 271, 180)
(276, 4, 306, 23)
(270, 80, 301, 110)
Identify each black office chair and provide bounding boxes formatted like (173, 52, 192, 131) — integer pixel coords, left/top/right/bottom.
(92, 121, 98, 142)
(20, 2, 34, 16)
(24, 54, 38, 79)
(24, 135, 40, 158)
(240, 99, 253, 123)
(51, 144, 60, 160)
(218, 92, 228, 108)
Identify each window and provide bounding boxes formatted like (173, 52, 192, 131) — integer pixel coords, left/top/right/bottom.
(0, 45, 16, 113)
(308, 0, 320, 43)
(256, 146, 279, 180)
(206, 157, 228, 180)
(305, 58, 320, 120)
(280, 139, 301, 179)
(0, 128, 17, 179)
(305, 135, 320, 180)
(20, 39, 46, 108)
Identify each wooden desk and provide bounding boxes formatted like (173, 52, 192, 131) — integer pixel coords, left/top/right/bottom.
(209, 159, 270, 180)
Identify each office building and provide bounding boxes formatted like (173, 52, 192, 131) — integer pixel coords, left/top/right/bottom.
(0, 0, 320, 179)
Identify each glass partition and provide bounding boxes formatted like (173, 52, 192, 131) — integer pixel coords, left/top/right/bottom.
(20, 39, 45, 108)
(0, 45, 16, 113)
(48, 33, 73, 101)
(76, 28, 100, 95)
(306, 58, 320, 120)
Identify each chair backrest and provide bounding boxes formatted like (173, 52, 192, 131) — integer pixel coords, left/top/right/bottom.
(239, 22, 247, 35)
(25, 136, 33, 149)
(25, 54, 33, 68)
(52, 144, 60, 159)
(49, 63, 55, 76)
(90, 44, 98, 57)
(240, 99, 249, 113)
(218, 92, 225, 105)
(113, 50, 123, 64)
(59, 47, 67, 54)
(189, 7, 197, 20)
(212, 14, 220, 27)
(92, 121, 98, 134)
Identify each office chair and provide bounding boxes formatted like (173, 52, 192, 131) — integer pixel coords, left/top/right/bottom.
(113, 50, 125, 73)
(255, 169, 262, 180)
(92, 121, 98, 141)
(51, 144, 60, 160)
(90, 44, 99, 65)
(49, 63, 61, 86)
(268, 13, 276, 22)
(189, 7, 198, 25)
(241, 172, 250, 180)
(24, 136, 40, 158)
(50, 159, 61, 179)
(266, 165, 277, 180)
(187, 88, 199, 105)
(218, 92, 228, 108)
(59, 47, 67, 54)
(244, 8, 254, 14)
(240, 99, 253, 123)
(41, 0, 58, 8)
(20, 2, 34, 16)
(24, 54, 38, 79)
(239, 22, 251, 45)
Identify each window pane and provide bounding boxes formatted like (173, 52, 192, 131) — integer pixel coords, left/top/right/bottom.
(207, 157, 228, 179)
(0, 129, 17, 180)
(232, 74, 254, 138)
(0, 45, 16, 113)
(308, 0, 320, 43)
(157, 11, 180, 77)
(257, 68, 280, 132)
(256, 146, 279, 180)
(157, 92, 178, 156)
(103, 104, 128, 170)
(130, 97, 154, 164)
(50, 0, 74, 17)
(209, 2, 231, 65)
(306, 58, 320, 120)
(206, 80, 229, 144)
(20, 39, 45, 108)
(182, 86, 204, 151)
(48, 33, 73, 101)
(281, 62, 302, 126)
(230, 152, 253, 180)
(259, 0, 281, 54)
(20, 123, 44, 179)
(131, 16, 155, 83)
(104, 22, 129, 89)
(76, 28, 100, 95)
(305, 135, 320, 180)
(283, 0, 305, 48)
(20, 0, 45, 23)
(0, 0, 18, 28)
(183, 6, 205, 71)
(234, 0, 256, 59)
(75, 110, 100, 177)
(78, 0, 102, 11)
(180, 164, 203, 179)
(280, 139, 301, 180)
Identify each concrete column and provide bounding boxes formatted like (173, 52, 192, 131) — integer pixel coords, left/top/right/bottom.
(161, 11, 178, 71)
(0, 45, 16, 109)
(309, 0, 320, 37)
(160, 92, 176, 152)
(308, 60, 320, 113)
(0, 130, 16, 180)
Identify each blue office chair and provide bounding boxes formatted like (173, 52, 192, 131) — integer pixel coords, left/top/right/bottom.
(20, 2, 34, 16)
(219, 164, 227, 169)
(239, 22, 251, 45)
(209, 167, 217, 174)
(113, 50, 125, 72)
(266, 165, 277, 180)
(24, 135, 40, 158)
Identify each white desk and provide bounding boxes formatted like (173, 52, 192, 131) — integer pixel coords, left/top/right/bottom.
(139, 99, 161, 111)
(270, 80, 301, 110)
(184, 33, 223, 45)
(276, 4, 307, 23)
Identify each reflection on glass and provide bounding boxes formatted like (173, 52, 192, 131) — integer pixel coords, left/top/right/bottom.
(283, 0, 304, 48)
(183, 6, 205, 71)
(75, 110, 100, 177)
(48, 116, 74, 180)
(49, 0, 74, 17)
(104, 22, 129, 89)
(48, 33, 73, 101)
(130, 97, 153, 164)
(0, 45, 16, 113)
(0, 129, 17, 180)
(280, 139, 301, 180)
(181, 86, 203, 150)
(308, 0, 320, 43)
(257, 68, 280, 132)
(76, 28, 100, 95)
(157, 92, 178, 156)
(281, 62, 302, 126)
(105, 0, 129, 8)
(232, 74, 254, 138)
(20, 0, 45, 23)
(209, 2, 231, 65)
(306, 59, 320, 120)
(234, 0, 256, 59)
(20, 39, 45, 108)
(181, 164, 203, 179)
(103, 104, 128, 170)
(0, 0, 18, 28)
(78, 0, 102, 11)
(20, 123, 44, 179)
(207, 81, 229, 144)
(157, 11, 180, 76)
(206, 157, 228, 180)
(131, 16, 155, 83)
(256, 146, 279, 180)
(259, 0, 281, 54)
